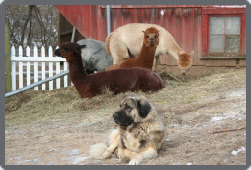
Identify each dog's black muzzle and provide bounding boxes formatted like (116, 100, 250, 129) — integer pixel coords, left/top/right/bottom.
(113, 111, 133, 126)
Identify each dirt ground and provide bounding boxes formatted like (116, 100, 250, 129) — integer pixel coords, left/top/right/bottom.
(5, 66, 246, 165)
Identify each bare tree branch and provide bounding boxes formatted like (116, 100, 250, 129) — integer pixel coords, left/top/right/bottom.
(20, 5, 34, 47)
(6, 5, 58, 49)
(33, 5, 47, 46)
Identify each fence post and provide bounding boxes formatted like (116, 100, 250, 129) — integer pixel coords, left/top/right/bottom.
(5, 22, 12, 92)
(56, 53, 61, 89)
(18, 46, 24, 89)
(41, 46, 46, 90)
(48, 46, 54, 90)
(33, 46, 39, 90)
(11, 46, 16, 91)
(26, 46, 31, 86)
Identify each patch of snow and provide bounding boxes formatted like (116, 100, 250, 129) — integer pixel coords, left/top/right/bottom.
(169, 124, 179, 128)
(61, 149, 79, 156)
(211, 116, 226, 122)
(13, 156, 22, 160)
(247, 0, 251, 5)
(47, 161, 55, 165)
(211, 109, 246, 123)
(231, 147, 246, 156)
(71, 156, 90, 164)
(247, 166, 251, 170)
(33, 159, 39, 163)
(0, 165, 4, 170)
(61, 155, 90, 164)
(187, 163, 192, 165)
(229, 90, 246, 97)
(48, 148, 58, 152)
(182, 125, 190, 129)
(17, 160, 31, 164)
(0, 0, 4, 5)
(165, 138, 170, 141)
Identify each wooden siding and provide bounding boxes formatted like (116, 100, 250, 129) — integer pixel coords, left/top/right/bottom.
(58, 13, 85, 44)
(56, 5, 246, 67)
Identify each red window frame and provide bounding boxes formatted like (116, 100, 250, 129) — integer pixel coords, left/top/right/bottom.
(201, 7, 246, 57)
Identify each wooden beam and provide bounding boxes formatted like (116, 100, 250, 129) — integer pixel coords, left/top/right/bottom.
(5, 22, 12, 92)
(201, 56, 246, 60)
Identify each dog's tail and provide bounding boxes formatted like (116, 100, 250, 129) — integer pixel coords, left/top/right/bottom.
(105, 32, 113, 55)
(89, 129, 119, 159)
(89, 143, 108, 159)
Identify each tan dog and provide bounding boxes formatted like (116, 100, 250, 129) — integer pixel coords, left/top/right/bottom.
(105, 23, 193, 75)
(90, 94, 166, 165)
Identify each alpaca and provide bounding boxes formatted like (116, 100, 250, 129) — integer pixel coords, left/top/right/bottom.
(77, 39, 113, 74)
(106, 23, 193, 75)
(106, 27, 159, 71)
(55, 42, 165, 98)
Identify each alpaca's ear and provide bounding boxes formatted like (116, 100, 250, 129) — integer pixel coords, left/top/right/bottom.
(142, 31, 145, 34)
(76, 45, 86, 51)
(80, 45, 86, 49)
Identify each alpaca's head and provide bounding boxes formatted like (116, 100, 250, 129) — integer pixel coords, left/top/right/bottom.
(178, 51, 194, 75)
(142, 27, 159, 47)
(55, 42, 86, 61)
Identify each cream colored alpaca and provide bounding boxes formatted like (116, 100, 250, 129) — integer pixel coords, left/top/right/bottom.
(106, 23, 193, 75)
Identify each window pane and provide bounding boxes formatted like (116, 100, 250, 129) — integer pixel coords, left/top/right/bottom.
(225, 35, 240, 52)
(225, 17, 240, 35)
(209, 35, 225, 53)
(210, 17, 224, 35)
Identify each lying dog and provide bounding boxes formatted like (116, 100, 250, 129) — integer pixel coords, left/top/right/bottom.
(90, 93, 166, 165)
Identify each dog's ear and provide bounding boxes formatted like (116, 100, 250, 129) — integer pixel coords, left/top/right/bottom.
(137, 99, 151, 118)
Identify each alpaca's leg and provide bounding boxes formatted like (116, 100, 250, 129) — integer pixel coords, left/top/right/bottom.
(152, 56, 159, 71)
(110, 39, 129, 64)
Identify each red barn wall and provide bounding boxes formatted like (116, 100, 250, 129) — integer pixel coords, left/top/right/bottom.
(56, 5, 246, 67)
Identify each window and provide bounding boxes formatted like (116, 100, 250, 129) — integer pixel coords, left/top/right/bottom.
(209, 16, 240, 53)
(201, 6, 246, 57)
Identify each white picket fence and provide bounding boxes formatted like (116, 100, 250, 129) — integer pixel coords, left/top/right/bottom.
(11, 45, 71, 91)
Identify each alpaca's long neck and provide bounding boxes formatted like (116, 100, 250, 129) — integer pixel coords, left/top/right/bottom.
(68, 55, 88, 85)
(137, 43, 157, 69)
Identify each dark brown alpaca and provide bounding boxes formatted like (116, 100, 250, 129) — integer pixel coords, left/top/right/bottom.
(106, 27, 159, 71)
(55, 42, 165, 98)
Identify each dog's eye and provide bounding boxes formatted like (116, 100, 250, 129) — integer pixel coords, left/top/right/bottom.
(126, 107, 132, 111)
(125, 104, 132, 110)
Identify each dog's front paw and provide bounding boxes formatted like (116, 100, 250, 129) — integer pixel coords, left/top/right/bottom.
(102, 151, 112, 159)
(129, 156, 142, 165)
